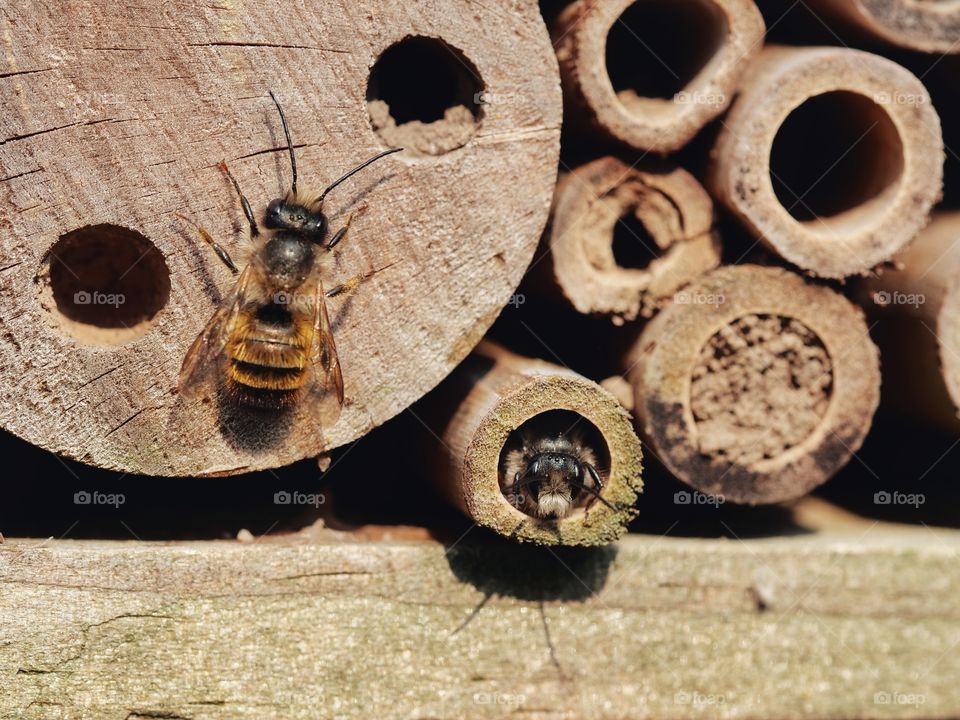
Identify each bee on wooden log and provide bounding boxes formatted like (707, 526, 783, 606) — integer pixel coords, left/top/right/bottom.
(500, 430, 613, 520)
(177, 91, 401, 423)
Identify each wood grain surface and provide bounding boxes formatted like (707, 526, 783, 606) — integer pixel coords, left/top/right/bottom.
(3, 512, 960, 718)
(0, 0, 561, 475)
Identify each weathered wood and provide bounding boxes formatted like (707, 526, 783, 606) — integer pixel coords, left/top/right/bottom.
(626, 265, 880, 504)
(707, 45, 942, 278)
(551, 0, 765, 153)
(425, 341, 643, 545)
(546, 157, 721, 324)
(0, 0, 561, 475)
(3, 511, 960, 719)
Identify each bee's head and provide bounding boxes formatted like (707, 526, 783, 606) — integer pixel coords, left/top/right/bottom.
(264, 199, 327, 244)
(526, 452, 582, 520)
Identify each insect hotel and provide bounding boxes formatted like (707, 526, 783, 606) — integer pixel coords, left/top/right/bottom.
(2, 0, 960, 717)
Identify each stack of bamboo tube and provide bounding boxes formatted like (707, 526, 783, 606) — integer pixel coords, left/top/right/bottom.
(3, 0, 958, 548)
(426, 0, 956, 543)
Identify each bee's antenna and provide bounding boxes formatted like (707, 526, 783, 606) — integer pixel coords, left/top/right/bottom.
(568, 480, 617, 511)
(269, 90, 298, 196)
(318, 148, 403, 203)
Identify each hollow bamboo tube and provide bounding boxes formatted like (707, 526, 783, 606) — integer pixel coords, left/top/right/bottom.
(626, 265, 880, 505)
(708, 45, 943, 279)
(426, 341, 643, 545)
(804, 0, 960, 54)
(859, 211, 960, 432)
(551, 0, 765, 153)
(547, 157, 722, 324)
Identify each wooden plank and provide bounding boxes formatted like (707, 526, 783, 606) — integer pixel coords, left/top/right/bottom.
(2, 519, 959, 718)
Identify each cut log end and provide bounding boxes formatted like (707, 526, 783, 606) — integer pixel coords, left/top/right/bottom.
(547, 157, 721, 323)
(428, 342, 643, 546)
(708, 45, 943, 279)
(551, 0, 765, 153)
(627, 265, 880, 505)
(0, 1, 562, 476)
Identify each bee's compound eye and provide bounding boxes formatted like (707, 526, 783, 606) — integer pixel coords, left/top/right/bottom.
(265, 200, 284, 228)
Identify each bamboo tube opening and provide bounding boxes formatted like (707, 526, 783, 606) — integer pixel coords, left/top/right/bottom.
(770, 91, 905, 230)
(551, 0, 765, 153)
(426, 343, 643, 545)
(37, 224, 170, 346)
(605, 0, 729, 112)
(708, 46, 943, 278)
(366, 36, 483, 156)
(547, 157, 721, 323)
(498, 409, 612, 519)
(611, 212, 660, 270)
(627, 265, 879, 504)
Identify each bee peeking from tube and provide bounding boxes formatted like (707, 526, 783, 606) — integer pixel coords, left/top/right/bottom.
(176, 91, 402, 425)
(500, 426, 613, 520)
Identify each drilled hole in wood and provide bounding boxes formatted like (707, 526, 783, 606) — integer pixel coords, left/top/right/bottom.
(770, 91, 905, 225)
(611, 211, 660, 270)
(499, 410, 611, 519)
(606, 0, 729, 104)
(367, 36, 483, 156)
(41, 224, 170, 345)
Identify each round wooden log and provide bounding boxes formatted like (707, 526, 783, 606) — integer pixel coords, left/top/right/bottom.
(804, 0, 960, 54)
(425, 341, 643, 546)
(626, 265, 880, 505)
(0, 1, 561, 475)
(707, 45, 943, 279)
(551, 0, 765, 154)
(546, 157, 721, 324)
(859, 211, 960, 432)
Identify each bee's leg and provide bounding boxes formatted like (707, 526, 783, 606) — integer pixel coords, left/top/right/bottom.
(218, 160, 260, 238)
(584, 462, 604, 493)
(175, 213, 239, 275)
(579, 463, 616, 511)
(571, 478, 616, 511)
(325, 260, 400, 299)
(326, 204, 369, 251)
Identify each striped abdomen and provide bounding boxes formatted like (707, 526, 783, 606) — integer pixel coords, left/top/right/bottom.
(225, 310, 311, 409)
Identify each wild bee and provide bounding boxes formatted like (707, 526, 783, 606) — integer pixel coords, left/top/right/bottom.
(177, 91, 401, 422)
(500, 430, 613, 520)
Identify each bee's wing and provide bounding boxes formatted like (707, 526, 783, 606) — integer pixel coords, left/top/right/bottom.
(304, 276, 345, 427)
(178, 265, 254, 398)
